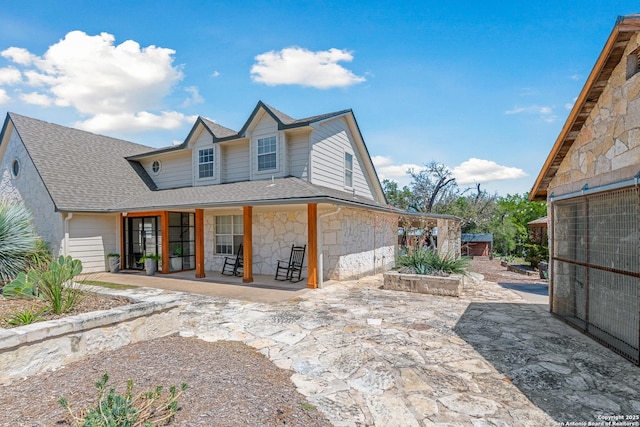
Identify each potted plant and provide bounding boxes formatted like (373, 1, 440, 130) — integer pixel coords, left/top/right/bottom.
(170, 245, 183, 271)
(107, 253, 120, 273)
(139, 254, 161, 276)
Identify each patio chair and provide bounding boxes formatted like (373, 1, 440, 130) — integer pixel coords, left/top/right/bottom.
(221, 244, 243, 276)
(275, 244, 306, 282)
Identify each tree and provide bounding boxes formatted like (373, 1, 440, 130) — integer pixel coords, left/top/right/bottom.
(489, 193, 547, 257)
(382, 179, 412, 210)
(407, 161, 459, 213)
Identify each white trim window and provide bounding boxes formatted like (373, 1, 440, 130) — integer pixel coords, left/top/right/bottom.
(215, 215, 243, 255)
(257, 136, 277, 171)
(198, 148, 214, 178)
(344, 152, 353, 188)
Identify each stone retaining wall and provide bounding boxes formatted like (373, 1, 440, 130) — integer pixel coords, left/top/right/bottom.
(0, 288, 184, 384)
(382, 271, 464, 297)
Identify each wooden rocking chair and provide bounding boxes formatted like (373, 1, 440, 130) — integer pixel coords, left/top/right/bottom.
(221, 244, 243, 276)
(274, 244, 306, 282)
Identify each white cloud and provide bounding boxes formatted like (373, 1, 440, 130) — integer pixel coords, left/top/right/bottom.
(181, 86, 204, 107)
(20, 91, 53, 106)
(565, 97, 578, 110)
(75, 111, 198, 133)
(372, 155, 424, 187)
(250, 46, 365, 89)
(1, 31, 192, 133)
(1, 47, 37, 65)
(0, 89, 9, 104)
(0, 67, 21, 85)
(451, 158, 527, 185)
(569, 73, 581, 81)
(211, 70, 220, 78)
(504, 104, 557, 123)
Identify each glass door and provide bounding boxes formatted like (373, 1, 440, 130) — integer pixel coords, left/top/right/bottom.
(124, 216, 160, 270)
(168, 212, 195, 271)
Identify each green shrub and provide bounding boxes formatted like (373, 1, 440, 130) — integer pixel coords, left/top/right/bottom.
(28, 240, 52, 271)
(0, 201, 38, 284)
(397, 249, 468, 276)
(4, 306, 47, 326)
(523, 243, 549, 269)
(59, 372, 187, 427)
(3, 255, 84, 314)
(37, 255, 84, 314)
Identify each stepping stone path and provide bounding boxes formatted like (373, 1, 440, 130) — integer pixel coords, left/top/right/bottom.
(177, 273, 640, 426)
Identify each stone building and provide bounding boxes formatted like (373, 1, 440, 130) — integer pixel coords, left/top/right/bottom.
(530, 15, 640, 364)
(1, 101, 405, 287)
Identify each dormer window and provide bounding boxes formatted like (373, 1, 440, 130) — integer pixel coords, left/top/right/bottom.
(257, 136, 277, 171)
(198, 148, 214, 178)
(626, 47, 640, 80)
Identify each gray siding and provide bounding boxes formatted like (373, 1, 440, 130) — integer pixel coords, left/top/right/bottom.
(141, 151, 192, 189)
(223, 142, 250, 182)
(250, 113, 285, 180)
(310, 117, 374, 199)
(288, 133, 309, 178)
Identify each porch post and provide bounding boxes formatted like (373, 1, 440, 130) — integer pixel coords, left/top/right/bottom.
(243, 206, 253, 283)
(307, 203, 318, 289)
(118, 213, 124, 271)
(195, 209, 205, 278)
(161, 211, 170, 274)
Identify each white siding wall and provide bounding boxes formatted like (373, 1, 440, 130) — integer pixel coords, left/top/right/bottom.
(287, 132, 310, 179)
(310, 117, 374, 199)
(222, 142, 250, 182)
(141, 151, 192, 189)
(250, 112, 286, 180)
(192, 129, 220, 186)
(67, 214, 118, 273)
(0, 127, 65, 255)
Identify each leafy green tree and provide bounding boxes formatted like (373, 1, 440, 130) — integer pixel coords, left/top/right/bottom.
(382, 179, 412, 210)
(489, 193, 547, 257)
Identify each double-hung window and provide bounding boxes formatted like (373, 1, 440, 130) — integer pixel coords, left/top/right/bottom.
(198, 148, 214, 178)
(345, 152, 353, 187)
(257, 136, 277, 171)
(215, 215, 243, 255)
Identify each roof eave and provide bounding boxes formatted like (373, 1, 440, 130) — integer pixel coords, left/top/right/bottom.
(530, 15, 640, 201)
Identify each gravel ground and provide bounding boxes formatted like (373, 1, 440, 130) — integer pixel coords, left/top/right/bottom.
(0, 336, 331, 426)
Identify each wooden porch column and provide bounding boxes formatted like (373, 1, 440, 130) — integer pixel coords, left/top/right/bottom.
(307, 203, 318, 289)
(243, 206, 253, 283)
(161, 211, 170, 274)
(195, 209, 205, 278)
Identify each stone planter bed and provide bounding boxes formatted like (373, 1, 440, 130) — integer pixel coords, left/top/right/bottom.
(382, 271, 464, 296)
(0, 287, 184, 384)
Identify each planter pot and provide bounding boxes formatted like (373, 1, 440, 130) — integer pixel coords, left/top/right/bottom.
(170, 257, 182, 272)
(144, 259, 157, 276)
(383, 271, 464, 297)
(108, 257, 120, 273)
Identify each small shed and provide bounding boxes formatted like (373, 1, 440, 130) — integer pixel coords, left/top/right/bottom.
(461, 233, 493, 257)
(527, 216, 548, 245)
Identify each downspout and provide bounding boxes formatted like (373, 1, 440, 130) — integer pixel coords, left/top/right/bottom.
(63, 212, 73, 256)
(318, 206, 341, 288)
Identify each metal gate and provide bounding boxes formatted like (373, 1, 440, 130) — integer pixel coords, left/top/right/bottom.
(552, 186, 640, 364)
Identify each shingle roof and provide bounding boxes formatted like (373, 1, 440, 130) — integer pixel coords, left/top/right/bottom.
(6, 113, 154, 211)
(200, 117, 238, 139)
(113, 177, 392, 212)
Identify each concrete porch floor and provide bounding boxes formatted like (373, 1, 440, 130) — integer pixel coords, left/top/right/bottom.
(80, 269, 322, 303)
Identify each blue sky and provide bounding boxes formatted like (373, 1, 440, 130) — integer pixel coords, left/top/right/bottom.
(0, 1, 638, 196)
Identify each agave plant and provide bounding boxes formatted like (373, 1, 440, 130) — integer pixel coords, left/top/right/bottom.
(397, 248, 469, 276)
(0, 200, 38, 284)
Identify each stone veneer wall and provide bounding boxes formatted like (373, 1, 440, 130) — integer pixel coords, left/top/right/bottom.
(203, 206, 397, 280)
(0, 129, 64, 255)
(322, 208, 397, 280)
(549, 32, 640, 196)
(0, 289, 183, 384)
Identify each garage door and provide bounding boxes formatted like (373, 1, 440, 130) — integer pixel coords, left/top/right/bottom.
(68, 214, 118, 273)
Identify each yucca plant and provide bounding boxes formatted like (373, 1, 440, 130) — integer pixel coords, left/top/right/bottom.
(397, 248, 469, 276)
(0, 201, 38, 285)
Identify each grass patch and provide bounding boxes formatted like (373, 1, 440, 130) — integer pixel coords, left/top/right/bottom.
(299, 401, 316, 411)
(78, 280, 136, 290)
